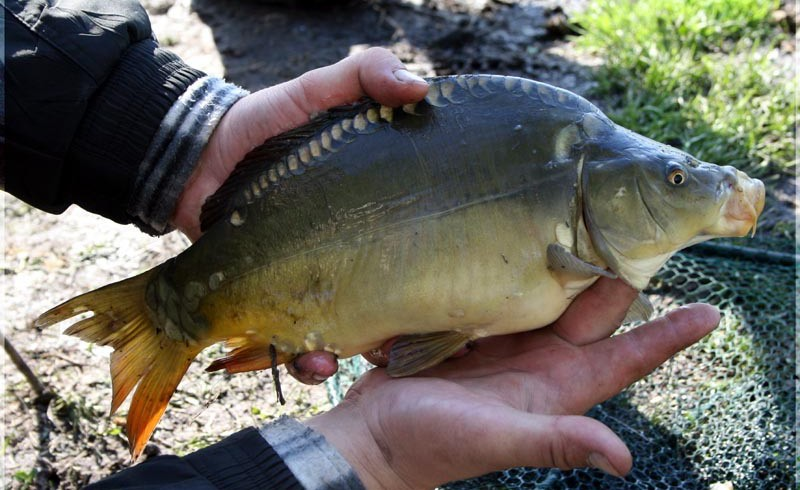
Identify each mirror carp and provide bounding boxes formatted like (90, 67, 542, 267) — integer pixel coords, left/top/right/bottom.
(37, 75, 765, 458)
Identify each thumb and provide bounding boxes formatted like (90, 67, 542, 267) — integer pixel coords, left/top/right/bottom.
(232, 46, 428, 147)
(286, 46, 430, 113)
(285, 351, 339, 385)
(460, 408, 631, 481)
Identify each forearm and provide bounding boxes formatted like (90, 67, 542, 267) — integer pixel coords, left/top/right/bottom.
(87, 420, 366, 489)
(2, 0, 245, 234)
(126, 75, 247, 234)
(86, 427, 298, 489)
(261, 416, 367, 490)
(306, 407, 407, 490)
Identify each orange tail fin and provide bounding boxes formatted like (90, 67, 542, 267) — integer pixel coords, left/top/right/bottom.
(36, 267, 201, 459)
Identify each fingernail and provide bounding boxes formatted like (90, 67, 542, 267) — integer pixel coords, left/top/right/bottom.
(588, 453, 622, 478)
(312, 373, 329, 383)
(394, 69, 427, 85)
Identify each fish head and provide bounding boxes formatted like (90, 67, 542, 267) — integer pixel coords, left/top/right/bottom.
(580, 127, 765, 289)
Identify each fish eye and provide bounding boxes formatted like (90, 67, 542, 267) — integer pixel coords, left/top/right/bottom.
(667, 164, 687, 186)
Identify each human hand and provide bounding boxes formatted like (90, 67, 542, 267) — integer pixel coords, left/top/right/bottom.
(170, 48, 428, 385)
(306, 277, 720, 489)
(171, 47, 429, 241)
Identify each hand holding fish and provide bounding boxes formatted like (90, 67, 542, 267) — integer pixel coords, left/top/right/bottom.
(38, 67, 763, 459)
(172, 47, 430, 241)
(306, 277, 720, 488)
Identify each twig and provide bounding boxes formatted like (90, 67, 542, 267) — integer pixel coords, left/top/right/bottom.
(45, 351, 85, 368)
(269, 344, 286, 406)
(2, 330, 47, 396)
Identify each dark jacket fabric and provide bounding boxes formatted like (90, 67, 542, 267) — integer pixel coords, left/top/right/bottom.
(86, 428, 302, 490)
(2, 0, 205, 230)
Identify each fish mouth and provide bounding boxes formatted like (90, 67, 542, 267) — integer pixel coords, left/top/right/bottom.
(705, 170, 765, 237)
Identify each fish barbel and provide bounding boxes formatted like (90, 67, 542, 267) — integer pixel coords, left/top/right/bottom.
(36, 75, 765, 458)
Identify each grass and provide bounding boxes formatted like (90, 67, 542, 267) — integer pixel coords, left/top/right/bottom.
(14, 469, 37, 488)
(572, 0, 796, 179)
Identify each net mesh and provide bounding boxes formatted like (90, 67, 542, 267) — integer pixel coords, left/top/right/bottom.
(327, 237, 797, 489)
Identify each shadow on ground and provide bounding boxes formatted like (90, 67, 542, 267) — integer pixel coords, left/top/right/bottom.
(190, 0, 595, 93)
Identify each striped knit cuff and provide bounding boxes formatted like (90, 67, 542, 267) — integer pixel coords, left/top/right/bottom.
(128, 76, 249, 234)
(260, 417, 366, 490)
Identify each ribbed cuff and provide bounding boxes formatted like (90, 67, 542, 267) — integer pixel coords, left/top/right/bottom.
(260, 417, 366, 490)
(67, 39, 207, 228)
(128, 76, 249, 234)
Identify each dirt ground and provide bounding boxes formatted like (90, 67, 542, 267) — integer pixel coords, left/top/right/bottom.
(2, 1, 604, 488)
(4, 0, 797, 488)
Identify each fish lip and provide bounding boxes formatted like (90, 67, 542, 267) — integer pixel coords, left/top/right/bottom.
(706, 173, 765, 237)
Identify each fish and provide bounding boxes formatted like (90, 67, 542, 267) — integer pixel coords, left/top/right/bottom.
(36, 75, 765, 458)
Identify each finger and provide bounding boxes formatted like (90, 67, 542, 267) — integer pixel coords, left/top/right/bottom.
(286, 351, 339, 385)
(450, 407, 631, 480)
(362, 348, 389, 367)
(567, 303, 719, 411)
(504, 413, 631, 478)
(294, 46, 430, 110)
(552, 277, 639, 345)
(361, 337, 396, 367)
(247, 47, 428, 138)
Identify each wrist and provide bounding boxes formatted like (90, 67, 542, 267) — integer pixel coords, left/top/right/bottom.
(130, 76, 248, 236)
(306, 405, 410, 490)
(171, 141, 224, 241)
(260, 415, 367, 489)
(171, 91, 263, 240)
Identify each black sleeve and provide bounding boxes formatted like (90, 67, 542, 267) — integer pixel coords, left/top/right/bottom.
(86, 428, 303, 490)
(1, 0, 206, 230)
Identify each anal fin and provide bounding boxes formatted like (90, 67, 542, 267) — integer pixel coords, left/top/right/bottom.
(206, 340, 293, 374)
(387, 331, 470, 377)
(207, 341, 292, 407)
(547, 243, 615, 279)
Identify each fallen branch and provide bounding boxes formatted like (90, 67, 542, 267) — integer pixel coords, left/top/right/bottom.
(2, 330, 48, 397)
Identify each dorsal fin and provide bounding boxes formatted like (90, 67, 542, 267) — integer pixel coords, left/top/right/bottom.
(199, 100, 378, 232)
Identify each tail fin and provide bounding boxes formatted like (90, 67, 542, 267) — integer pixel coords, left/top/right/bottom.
(36, 268, 201, 459)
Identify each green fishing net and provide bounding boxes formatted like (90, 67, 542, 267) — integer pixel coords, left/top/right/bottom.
(327, 237, 797, 489)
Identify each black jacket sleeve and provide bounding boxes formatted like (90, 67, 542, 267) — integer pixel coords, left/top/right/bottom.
(2, 0, 242, 233)
(86, 428, 302, 490)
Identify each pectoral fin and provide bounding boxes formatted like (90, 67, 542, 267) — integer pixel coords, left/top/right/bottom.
(386, 331, 470, 377)
(623, 292, 654, 324)
(547, 244, 616, 279)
